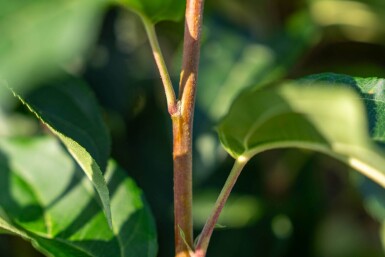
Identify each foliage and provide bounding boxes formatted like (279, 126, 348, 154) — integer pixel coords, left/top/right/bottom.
(0, 137, 157, 257)
(1, 0, 385, 256)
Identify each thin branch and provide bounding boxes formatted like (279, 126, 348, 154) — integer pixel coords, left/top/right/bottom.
(142, 16, 178, 115)
(194, 156, 249, 257)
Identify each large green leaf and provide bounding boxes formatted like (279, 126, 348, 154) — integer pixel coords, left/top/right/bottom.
(0, 136, 157, 257)
(10, 76, 112, 227)
(217, 76, 385, 188)
(299, 73, 385, 247)
(115, 0, 184, 24)
(0, 0, 109, 107)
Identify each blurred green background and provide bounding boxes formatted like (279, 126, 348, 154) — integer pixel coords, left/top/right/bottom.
(1, 0, 385, 256)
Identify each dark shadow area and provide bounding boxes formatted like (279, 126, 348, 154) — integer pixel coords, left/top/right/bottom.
(0, 234, 45, 257)
(199, 148, 384, 257)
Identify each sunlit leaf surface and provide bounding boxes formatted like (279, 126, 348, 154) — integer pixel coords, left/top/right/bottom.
(218, 75, 385, 188)
(0, 136, 157, 257)
(10, 77, 112, 227)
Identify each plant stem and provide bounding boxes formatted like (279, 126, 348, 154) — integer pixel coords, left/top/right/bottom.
(179, 0, 204, 118)
(142, 0, 204, 255)
(194, 156, 249, 257)
(173, 1, 205, 257)
(172, 113, 194, 257)
(142, 16, 178, 115)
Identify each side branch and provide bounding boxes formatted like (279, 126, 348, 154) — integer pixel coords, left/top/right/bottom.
(194, 157, 249, 257)
(142, 16, 178, 115)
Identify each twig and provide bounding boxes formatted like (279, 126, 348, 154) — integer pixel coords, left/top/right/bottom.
(194, 157, 249, 257)
(142, 16, 178, 115)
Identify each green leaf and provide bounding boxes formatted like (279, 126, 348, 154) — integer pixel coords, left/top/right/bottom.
(298, 73, 385, 249)
(115, 0, 185, 24)
(10, 76, 112, 228)
(0, 0, 108, 106)
(196, 13, 319, 121)
(301, 74, 385, 248)
(217, 77, 385, 188)
(0, 136, 157, 257)
(300, 73, 385, 145)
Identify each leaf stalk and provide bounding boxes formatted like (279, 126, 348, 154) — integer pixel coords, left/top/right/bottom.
(194, 157, 249, 257)
(142, 16, 178, 115)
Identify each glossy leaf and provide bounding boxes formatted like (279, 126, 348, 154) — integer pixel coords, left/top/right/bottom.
(0, 0, 108, 106)
(115, 0, 184, 24)
(10, 77, 112, 227)
(218, 77, 385, 188)
(0, 136, 157, 257)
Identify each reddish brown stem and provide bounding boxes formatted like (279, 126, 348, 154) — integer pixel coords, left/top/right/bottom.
(179, 0, 204, 120)
(194, 157, 248, 257)
(173, 1, 205, 257)
(172, 111, 193, 257)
